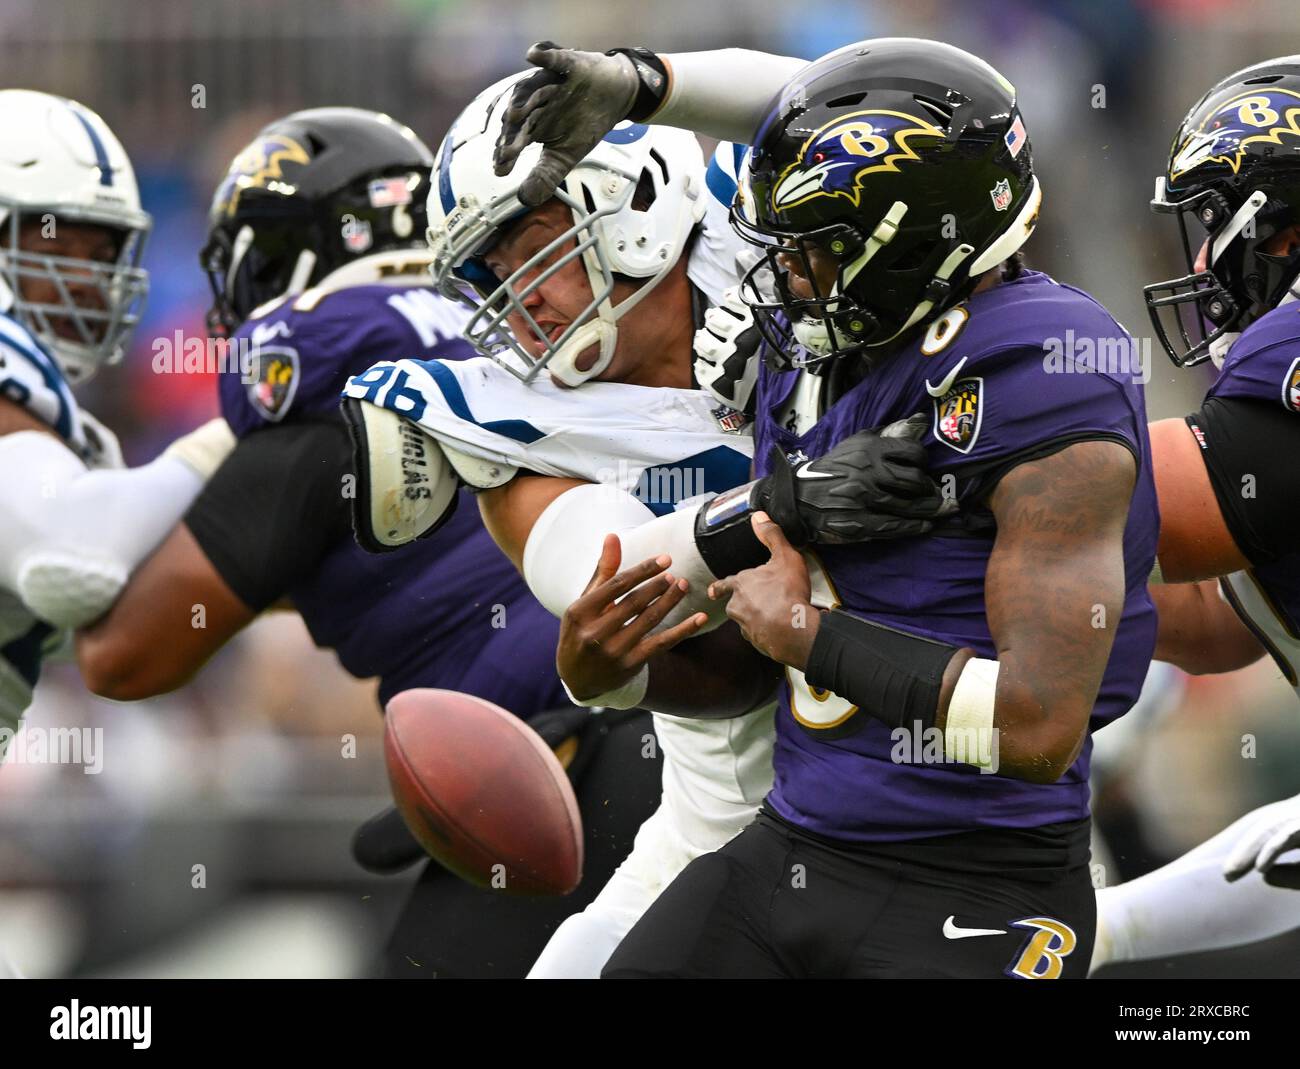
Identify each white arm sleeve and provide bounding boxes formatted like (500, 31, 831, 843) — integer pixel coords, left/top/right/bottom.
(0, 430, 207, 628)
(521, 483, 727, 632)
(656, 50, 808, 145)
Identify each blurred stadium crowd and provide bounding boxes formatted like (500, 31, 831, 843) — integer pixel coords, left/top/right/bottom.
(1, 0, 1298, 977)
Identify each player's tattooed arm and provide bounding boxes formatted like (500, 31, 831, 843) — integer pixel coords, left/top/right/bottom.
(76, 524, 256, 700)
(1150, 578, 1264, 675)
(712, 444, 1140, 782)
(979, 440, 1137, 782)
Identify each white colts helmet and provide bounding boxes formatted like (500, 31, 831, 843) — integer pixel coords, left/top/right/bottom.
(0, 90, 150, 384)
(428, 71, 705, 387)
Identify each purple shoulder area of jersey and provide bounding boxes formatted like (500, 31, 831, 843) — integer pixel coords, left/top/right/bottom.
(1207, 302, 1300, 413)
(212, 284, 566, 720)
(219, 284, 475, 437)
(754, 270, 1158, 842)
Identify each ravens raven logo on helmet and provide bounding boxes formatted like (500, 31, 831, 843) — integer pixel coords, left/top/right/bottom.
(769, 109, 944, 213)
(214, 134, 311, 218)
(1169, 89, 1300, 181)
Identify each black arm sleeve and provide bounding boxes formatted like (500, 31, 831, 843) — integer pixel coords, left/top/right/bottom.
(184, 417, 354, 611)
(803, 609, 961, 734)
(1190, 395, 1300, 566)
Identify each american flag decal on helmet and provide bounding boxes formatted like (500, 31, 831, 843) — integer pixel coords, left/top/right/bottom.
(1005, 115, 1027, 158)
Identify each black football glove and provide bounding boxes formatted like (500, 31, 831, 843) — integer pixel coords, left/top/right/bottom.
(693, 414, 954, 578)
(758, 414, 953, 545)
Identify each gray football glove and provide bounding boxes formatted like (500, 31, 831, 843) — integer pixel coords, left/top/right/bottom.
(494, 42, 644, 207)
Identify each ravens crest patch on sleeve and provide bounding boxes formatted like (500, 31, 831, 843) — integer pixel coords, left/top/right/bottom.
(932, 376, 984, 454)
(247, 344, 300, 421)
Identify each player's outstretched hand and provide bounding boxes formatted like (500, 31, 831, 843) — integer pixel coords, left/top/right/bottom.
(758, 413, 956, 546)
(557, 534, 708, 703)
(1223, 793, 1300, 889)
(709, 513, 818, 669)
(494, 42, 641, 207)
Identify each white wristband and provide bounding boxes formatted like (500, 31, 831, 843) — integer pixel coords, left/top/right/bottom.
(562, 664, 649, 710)
(943, 656, 1000, 771)
(162, 417, 236, 481)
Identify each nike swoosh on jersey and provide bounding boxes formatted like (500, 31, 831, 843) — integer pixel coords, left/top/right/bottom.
(924, 356, 970, 398)
(942, 915, 1007, 940)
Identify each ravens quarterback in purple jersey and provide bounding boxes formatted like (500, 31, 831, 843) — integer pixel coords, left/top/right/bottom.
(497, 36, 1161, 977)
(73, 108, 665, 978)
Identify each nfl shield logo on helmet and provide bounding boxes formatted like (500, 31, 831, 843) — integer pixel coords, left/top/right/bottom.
(1284, 356, 1300, 413)
(343, 216, 373, 253)
(933, 376, 984, 453)
(990, 179, 1012, 212)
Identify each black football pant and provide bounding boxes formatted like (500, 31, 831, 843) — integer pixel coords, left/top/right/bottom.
(378, 708, 663, 978)
(604, 807, 1095, 979)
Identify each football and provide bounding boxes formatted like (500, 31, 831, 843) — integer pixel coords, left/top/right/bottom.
(383, 688, 584, 896)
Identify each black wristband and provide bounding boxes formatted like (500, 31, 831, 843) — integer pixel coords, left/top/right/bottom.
(608, 47, 670, 122)
(693, 481, 770, 578)
(804, 609, 960, 733)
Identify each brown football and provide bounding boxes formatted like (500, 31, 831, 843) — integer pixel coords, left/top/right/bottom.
(383, 688, 583, 896)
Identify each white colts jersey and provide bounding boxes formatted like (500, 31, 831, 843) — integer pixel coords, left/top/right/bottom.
(0, 310, 99, 742)
(343, 142, 774, 843)
(345, 350, 776, 838)
(1220, 571, 1300, 699)
(353, 352, 752, 496)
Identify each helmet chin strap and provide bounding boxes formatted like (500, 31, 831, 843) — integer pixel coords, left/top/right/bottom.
(531, 160, 702, 388)
(1210, 190, 1268, 266)
(547, 318, 620, 387)
(226, 225, 255, 299)
(1208, 331, 1239, 369)
(546, 237, 622, 387)
(285, 249, 318, 297)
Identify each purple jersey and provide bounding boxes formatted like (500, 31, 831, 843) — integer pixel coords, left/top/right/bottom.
(219, 284, 568, 714)
(753, 271, 1158, 842)
(1206, 303, 1300, 632)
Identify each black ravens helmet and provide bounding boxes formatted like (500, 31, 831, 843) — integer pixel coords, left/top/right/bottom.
(1145, 57, 1300, 367)
(200, 107, 434, 338)
(732, 37, 1040, 368)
